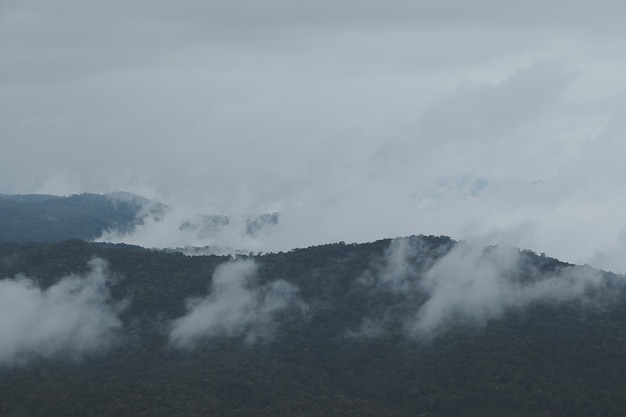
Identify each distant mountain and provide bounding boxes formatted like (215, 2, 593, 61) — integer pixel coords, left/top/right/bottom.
(0, 236, 625, 416)
(0, 193, 60, 203)
(174, 212, 280, 243)
(160, 244, 251, 256)
(0, 192, 279, 247)
(0, 192, 164, 242)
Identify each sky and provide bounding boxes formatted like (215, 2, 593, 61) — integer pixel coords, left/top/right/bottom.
(3, 0, 626, 272)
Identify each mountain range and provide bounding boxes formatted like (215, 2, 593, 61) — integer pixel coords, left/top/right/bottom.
(0, 193, 624, 416)
(0, 193, 278, 249)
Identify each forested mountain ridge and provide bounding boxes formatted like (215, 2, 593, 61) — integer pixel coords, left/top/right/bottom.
(0, 237, 625, 417)
(0, 193, 278, 246)
(0, 192, 162, 242)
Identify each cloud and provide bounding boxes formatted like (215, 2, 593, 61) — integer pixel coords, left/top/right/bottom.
(414, 243, 618, 335)
(359, 237, 451, 294)
(411, 243, 522, 334)
(0, 258, 123, 365)
(169, 259, 305, 348)
(417, 61, 574, 144)
(96, 202, 280, 253)
(359, 239, 619, 337)
(4, 0, 626, 274)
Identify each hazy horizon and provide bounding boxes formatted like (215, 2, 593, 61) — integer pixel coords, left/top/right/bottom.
(4, 0, 626, 272)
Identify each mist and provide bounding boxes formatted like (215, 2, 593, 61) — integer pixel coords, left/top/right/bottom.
(359, 238, 619, 337)
(0, 258, 123, 365)
(96, 201, 280, 254)
(5, 0, 626, 273)
(169, 259, 305, 348)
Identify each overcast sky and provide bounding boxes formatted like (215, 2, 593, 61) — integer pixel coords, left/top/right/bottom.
(3, 1, 626, 271)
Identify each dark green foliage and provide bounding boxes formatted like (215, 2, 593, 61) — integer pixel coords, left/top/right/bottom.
(0, 237, 625, 416)
(0, 193, 162, 242)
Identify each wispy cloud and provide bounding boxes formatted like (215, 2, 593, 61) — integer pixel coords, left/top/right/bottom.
(97, 202, 279, 253)
(356, 238, 620, 338)
(169, 259, 305, 348)
(0, 258, 124, 365)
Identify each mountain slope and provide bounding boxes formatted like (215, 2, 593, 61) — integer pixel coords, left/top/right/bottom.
(0, 193, 278, 249)
(0, 237, 625, 416)
(0, 192, 162, 242)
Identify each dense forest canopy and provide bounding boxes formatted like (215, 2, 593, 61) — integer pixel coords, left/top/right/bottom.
(0, 193, 156, 242)
(0, 235, 625, 417)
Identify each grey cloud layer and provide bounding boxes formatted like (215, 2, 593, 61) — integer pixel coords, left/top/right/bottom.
(4, 0, 626, 272)
(0, 258, 123, 365)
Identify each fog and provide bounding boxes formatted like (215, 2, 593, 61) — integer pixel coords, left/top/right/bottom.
(411, 243, 610, 335)
(4, 0, 626, 272)
(0, 258, 123, 365)
(169, 259, 305, 348)
(356, 238, 617, 337)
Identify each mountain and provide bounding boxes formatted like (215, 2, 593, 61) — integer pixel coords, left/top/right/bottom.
(0, 192, 164, 242)
(0, 236, 625, 417)
(0, 193, 278, 248)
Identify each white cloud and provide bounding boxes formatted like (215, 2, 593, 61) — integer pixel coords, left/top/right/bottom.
(97, 204, 279, 253)
(0, 258, 123, 365)
(169, 259, 305, 348)
(411, 242, 611, 335)
(359, 239, 618, 337)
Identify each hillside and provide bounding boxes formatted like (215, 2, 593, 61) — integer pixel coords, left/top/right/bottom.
(0, 237, 625, 416)
(0, 193, 278, 248)
(0, 192, 161, 242)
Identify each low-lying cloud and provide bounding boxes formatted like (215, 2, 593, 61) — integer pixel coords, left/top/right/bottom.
(0, 258, 123, 365)
(361, 237, 450, 294)
(97, 203, 279, 254)
(360, 238, 618, 337)
(170, 259, 305, 348)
